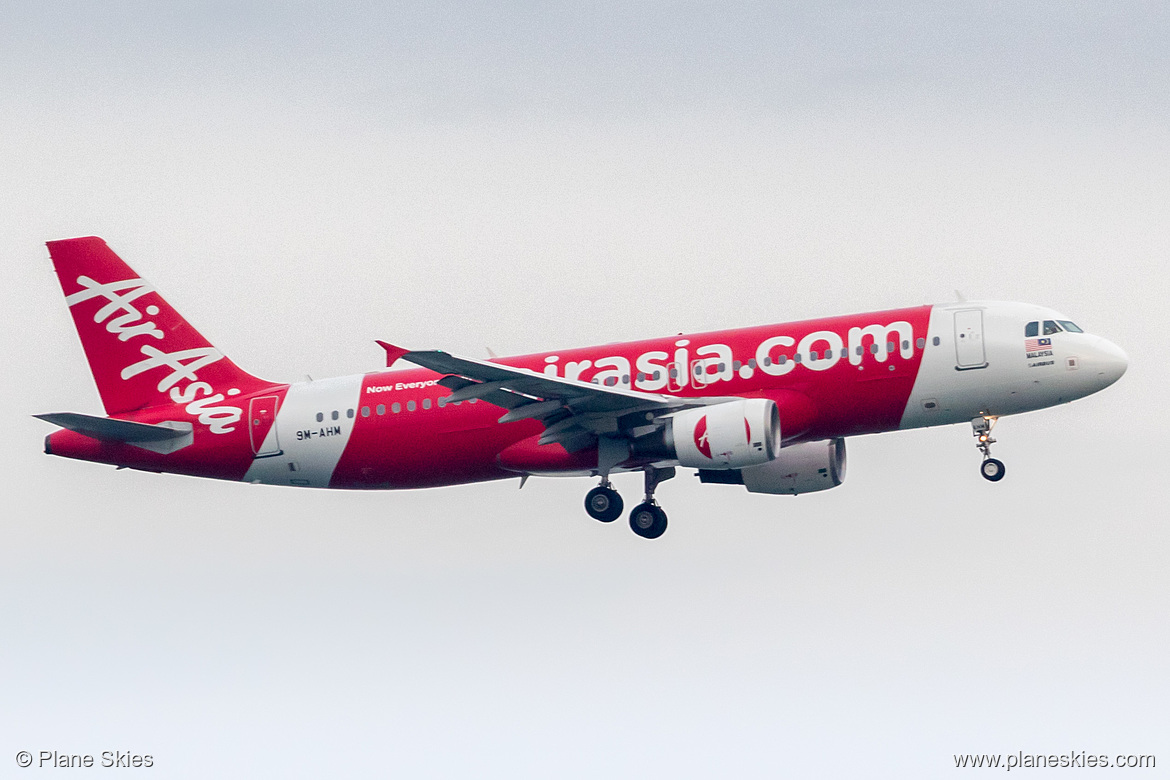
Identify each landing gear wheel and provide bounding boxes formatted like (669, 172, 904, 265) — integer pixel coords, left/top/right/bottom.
(585, 485, 623, 522)
(980, 458, 1006, 482)
(629, 502, 668, 539)
(971, 416, 1005, 483)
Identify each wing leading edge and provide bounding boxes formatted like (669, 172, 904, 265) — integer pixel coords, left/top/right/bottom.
(399, 348, 698, 452)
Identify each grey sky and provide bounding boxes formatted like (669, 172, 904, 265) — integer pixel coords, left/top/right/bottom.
(2, 2, 1167, 777)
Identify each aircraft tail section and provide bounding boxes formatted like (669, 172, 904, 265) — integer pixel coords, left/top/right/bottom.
(47, 236, 275, 417)
(36, 412, 194, 454)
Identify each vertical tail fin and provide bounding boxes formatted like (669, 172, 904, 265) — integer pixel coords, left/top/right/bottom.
(47, 236, 274, 415)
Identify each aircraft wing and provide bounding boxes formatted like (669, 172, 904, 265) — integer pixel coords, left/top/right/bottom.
(399, 348, 704, 452)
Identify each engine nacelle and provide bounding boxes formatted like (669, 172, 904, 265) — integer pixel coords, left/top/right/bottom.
(667, 399, 780, 470)
(743, 438, 846, 494)
(698, 438, 846, 494)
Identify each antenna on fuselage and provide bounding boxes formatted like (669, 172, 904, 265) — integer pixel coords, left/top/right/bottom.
(954, 289, 968, 302)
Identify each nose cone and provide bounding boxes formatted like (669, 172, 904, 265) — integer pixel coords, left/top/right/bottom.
(1089, 336, 1128, 389)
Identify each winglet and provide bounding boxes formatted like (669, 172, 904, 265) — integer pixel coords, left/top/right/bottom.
(375, 340, 410, 368)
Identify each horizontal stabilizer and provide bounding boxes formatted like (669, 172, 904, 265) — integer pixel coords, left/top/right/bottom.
(35, 413, 194, 454)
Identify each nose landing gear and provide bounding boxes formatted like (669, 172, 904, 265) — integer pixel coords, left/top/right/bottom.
(980, 458, 1006, 481)
(972, 415, 1006, 482)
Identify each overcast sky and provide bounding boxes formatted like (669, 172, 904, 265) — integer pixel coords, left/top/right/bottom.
(3, 2, 1168, 777)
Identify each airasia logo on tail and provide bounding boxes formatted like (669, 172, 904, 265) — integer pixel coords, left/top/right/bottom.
(66, 275, 243, 433)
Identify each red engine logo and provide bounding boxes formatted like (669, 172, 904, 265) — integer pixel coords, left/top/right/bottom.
(694, 415, 711, 459)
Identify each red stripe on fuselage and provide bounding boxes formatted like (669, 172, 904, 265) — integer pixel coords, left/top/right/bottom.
(330, 305, 933, 488)
(332, 383, 541, 489)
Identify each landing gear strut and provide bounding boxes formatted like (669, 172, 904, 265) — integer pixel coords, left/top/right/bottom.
(972, 415, 1005, 482)
(629, 466, 675, 539)
(584, 479, 623, 522)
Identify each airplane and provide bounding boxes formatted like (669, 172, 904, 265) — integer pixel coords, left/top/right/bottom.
(36, 236, 1128, 539)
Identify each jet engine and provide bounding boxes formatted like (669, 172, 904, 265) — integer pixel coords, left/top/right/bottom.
(632, 398, 780, 470)
(697, 437, 846, 494)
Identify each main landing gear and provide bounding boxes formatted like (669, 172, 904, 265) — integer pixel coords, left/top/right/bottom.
(583, 466, 676, 539)
(584, 480, 623, 523)
(972, 415, 1006, 482)
(628, 466, 675, 540)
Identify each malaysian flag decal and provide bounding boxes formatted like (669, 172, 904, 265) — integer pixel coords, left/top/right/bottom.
(1025, 337, 1052, 352)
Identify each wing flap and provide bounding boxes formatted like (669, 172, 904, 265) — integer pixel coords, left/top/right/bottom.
(401, 348, 725, 455)
(402, 353, 678, 418)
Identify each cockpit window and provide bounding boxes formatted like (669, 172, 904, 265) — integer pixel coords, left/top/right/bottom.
(1025, 321, 1039, 337)
(1059, 320, 1083, 333)
(1042, 320, 1062, 335)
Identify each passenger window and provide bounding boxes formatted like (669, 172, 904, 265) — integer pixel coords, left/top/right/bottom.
(331, 410, 339, 421)
(1025, 321, 1039, 337)
(316, 412, 323, 422)
(1043, 320, 1062, 335)
(347, 409, 354, 418)
(361, 406, 370, 417)
(438, 396, 446, 407)
(391, 402, 400, 413)
(932, 337, 940, 346)
(376, 404, 385, 415)
(1059, 320, 1083, 333)
(422, 398, 432, 409)
(916, 338, 926, 349)
(407, 400, 416, 412)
